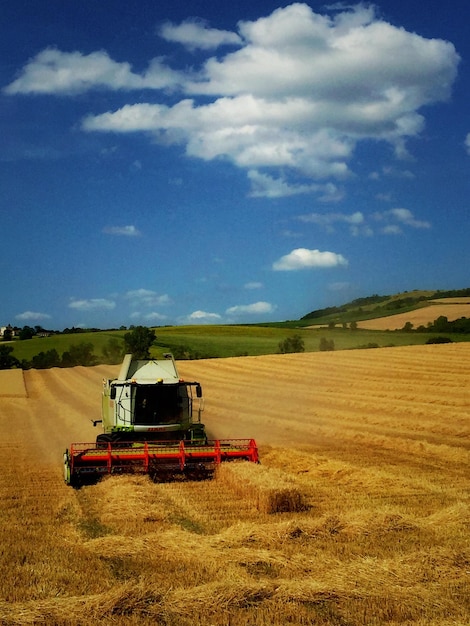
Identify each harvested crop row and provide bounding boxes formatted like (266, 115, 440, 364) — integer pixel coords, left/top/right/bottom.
(0, 369, 27, 397)
(217, 462, 309, 514)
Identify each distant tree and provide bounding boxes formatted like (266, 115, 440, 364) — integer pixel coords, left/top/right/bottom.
(433, 316, 450, 333)
(402, 321, 414, 332)
(350, 320, 358, 331)
(278, 334, 305, 354)
(31, 349, 61, 369)
(171, 344, 209, 360)
(328, 321, 336, 330)
(0, 345, 20, 369)
(123, 326, 156, 359)
(19, 326, 35, 340)
(61, 342, 96, 367)
(319, 337, 335, 351)
(426, 336, 453, 344)
(102, 337, 125, 364)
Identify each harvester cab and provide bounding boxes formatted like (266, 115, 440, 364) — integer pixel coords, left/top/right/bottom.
(98, 353, 206, 444)
(64, 354, 258, 486)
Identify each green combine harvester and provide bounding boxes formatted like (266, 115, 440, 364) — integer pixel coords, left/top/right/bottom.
(64, 353, 258, 486)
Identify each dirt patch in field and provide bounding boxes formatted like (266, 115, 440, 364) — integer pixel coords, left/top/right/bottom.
(356, 303, 470, 330)
(0, 369, 27, 397)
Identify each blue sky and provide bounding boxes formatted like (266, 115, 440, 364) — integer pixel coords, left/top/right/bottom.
(1, 1, 469, 329)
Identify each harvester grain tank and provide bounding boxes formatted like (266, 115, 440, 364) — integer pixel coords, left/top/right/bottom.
(64, 354, 258, 486)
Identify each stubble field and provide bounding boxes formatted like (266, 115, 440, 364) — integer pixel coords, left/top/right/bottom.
(0, 343, 469, 625)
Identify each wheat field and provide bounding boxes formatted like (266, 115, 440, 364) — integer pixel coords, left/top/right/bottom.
(356, 302, 470, 330)
(0, 343, 469, 625)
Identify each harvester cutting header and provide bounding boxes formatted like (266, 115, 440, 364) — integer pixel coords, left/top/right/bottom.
(64, 354, 258, 486)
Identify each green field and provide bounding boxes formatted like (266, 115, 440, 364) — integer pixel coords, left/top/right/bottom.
(154, 325, 461, 357)
(8, 331, 125, 363)
(6, 288, 469, 365)
(8, 324, 467, 364)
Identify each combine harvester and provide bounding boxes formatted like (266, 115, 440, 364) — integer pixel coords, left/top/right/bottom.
(64, 354, 258, 486)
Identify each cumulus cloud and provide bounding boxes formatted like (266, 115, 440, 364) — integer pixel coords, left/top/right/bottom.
(297, 206, 429, 236)
(247, 170, 343, 200)
(125, 289, 171, 307)
(388, 208, 431, 228)
(103, 225, 141, 236)
(68, 298, 115, 311)
(187, 310, 222, 323)
(225, 301, 275, 316)
(142, 312, 168, 322)
(373, 207, 431, 233)
(80, 3, 460, 186)
(298, 211, 364, 233)
(273, 248, 348, 271)
(159, 19, 242, 50)
(15, 311, 52, 321)
(7, 4, 459, 192)
(298, 210, 373, 236)
(4, 48, 182, 95)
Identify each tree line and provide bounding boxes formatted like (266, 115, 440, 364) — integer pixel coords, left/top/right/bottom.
(0, 326, 157, 370)
(408, 315, 470, 334)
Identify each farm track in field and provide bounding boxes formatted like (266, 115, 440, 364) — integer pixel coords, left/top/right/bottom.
(0, 343, 469, 625)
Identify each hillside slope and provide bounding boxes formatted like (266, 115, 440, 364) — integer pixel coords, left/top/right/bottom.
(356, 302, 470, 330)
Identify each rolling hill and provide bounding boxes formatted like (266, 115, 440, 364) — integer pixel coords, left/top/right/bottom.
(301, 288, 470, 330)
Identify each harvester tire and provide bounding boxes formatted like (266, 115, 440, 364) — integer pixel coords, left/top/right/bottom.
(63, 450, 72, 485)
(96, 433, 113, 448)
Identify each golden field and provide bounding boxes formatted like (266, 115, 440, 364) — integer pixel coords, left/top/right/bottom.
(0, 343, 469, 625)
(356, 302, 470, 330)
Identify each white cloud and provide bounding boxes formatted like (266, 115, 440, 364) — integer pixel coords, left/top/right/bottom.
(465, 133, 470, 155)
(68, 298, 116, 311)
(187, 310, 222, 323)
(247, 169, 343, 200)
(273, 248, 348, 271)
(382, 224, 402, 235)
(299, 211, 364, 227)
(244, 281, 263, 289)
(129, 311, 168, 322)
(142, 312, 168, 322)
(125, 289, 171, 307)
(159, 19, 242, 50)
(226, 301, 275, 316)
(4, 48, 182, 95)
(79, 4, 458, 186)
(374, 207, 431, 232)
(297, 206, 429, 236)
(298, 210, 371, 236)
(8, 4, 459, 189)
(388, 208, 430, 228)
(103, 225, 141, 236)
(15, 311, 52, 321)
